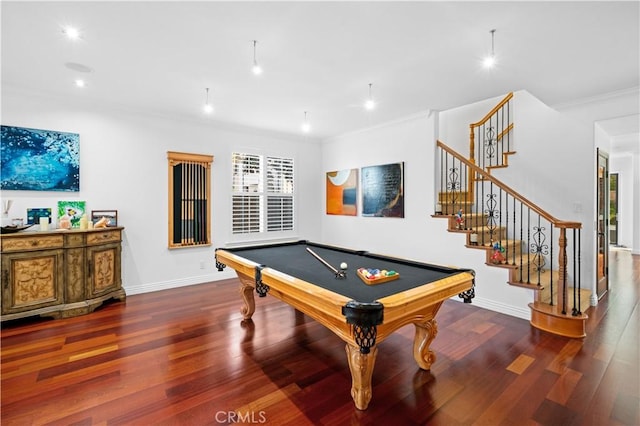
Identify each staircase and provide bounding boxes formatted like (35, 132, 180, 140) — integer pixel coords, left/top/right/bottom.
(434, 93, 589, 338)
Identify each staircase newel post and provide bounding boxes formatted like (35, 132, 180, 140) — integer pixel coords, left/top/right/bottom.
(558, 227, 568, 314)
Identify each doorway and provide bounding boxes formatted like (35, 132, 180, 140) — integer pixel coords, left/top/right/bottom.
(610, 173, 618, 246)
(596, 149, 609, 299)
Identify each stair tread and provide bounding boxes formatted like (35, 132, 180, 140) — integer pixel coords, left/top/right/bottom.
(473, 239, 523, 248)
(529, 301, 589, 319)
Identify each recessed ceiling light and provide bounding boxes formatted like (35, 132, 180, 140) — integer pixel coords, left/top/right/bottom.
(62, 26, 81, 40)
(74, 79, 86, 88)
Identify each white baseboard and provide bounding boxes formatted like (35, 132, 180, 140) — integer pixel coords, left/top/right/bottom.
(124, 269, 237, 296)
(450, 295, 530, 320)
(126, 272, 531, 322)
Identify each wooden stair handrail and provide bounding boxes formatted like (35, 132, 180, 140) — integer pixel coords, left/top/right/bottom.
(497, 123, 514, 143)
(468, 92, 514, 202)
(438, 140, 581, 230)
(470, 92, 514, 128)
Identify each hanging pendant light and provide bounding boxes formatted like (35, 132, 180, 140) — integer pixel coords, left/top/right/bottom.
(301, 111, 311, 133)
(483, 29, 497, 68)
(203, 88, 213, 114)
(252, 40, 263, 75)
(364, 83, 376, 110)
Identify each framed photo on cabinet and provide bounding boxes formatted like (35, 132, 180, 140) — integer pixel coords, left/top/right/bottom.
(91, 210, 118, 227)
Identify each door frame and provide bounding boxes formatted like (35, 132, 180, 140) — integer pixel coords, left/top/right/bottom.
(609, 172, 619, 246)
(596, 148, 609, 299)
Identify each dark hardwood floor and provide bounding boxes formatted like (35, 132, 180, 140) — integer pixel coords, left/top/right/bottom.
(2, 249, 638, 425)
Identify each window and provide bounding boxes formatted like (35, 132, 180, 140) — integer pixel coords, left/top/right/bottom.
(168, 151, 213, 248)
(232, 152, 294, 235)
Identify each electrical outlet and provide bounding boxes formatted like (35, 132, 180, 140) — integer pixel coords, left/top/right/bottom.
(199, 260, 205, 269)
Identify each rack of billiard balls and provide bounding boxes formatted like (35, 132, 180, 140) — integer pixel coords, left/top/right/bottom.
(357, 268, 400, 285)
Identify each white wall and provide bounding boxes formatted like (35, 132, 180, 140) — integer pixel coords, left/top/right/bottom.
(554, 88, 640, 254)
(1, 87, 323, 295)
(610, 153, 634, 249)
(321, 112, 533, 319)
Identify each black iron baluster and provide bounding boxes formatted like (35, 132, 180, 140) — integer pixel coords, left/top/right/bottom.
(475, 166, 481, 241)
(458, 157, 463, 217)
(445, 153, 449, 213)
(507, 101, 511, 153)
(500, 188, 505, 257)
(519, 202, 523, 282)
(499, 107, 504, 166)
(471, 162, 477, 235)
(562, 238, 568, 315)
(571, 228, 579, 317)
(505, 192, 510, 265)
(453, 158, 462, 212)
(484, 122, 496, 169)
(485, 185, 498, 245)
(477, 126, 481, 171)
(481, 176, 486, 246)
(550, 224, 554, 306)
(438, 148, 443, 214)
(531, 215, 548, 287)
(512, 196, 517, 269)
(527, 208, 531, 284)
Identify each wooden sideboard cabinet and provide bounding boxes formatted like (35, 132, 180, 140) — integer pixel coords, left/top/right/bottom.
(1, 227, 126, 321)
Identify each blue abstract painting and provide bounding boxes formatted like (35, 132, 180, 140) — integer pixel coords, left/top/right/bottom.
(361, 162, 404, 217)
(1, 125, 80, 191)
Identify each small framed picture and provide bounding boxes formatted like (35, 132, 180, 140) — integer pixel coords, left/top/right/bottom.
(27, 208, 52, 225)
(91, 210, 118, 227)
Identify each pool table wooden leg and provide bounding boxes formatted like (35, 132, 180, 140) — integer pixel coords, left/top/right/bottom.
(413, 318, 438, 370)
(345, 343, 378, 410)
(237, 274, 256, 320)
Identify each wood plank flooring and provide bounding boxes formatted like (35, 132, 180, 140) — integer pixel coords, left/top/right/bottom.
(2, 249, 638, 425)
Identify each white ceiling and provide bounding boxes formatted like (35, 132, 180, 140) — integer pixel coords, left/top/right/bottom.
(2, 1, 639, 141)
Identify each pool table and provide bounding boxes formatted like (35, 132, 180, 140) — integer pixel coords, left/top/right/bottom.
(215, 240, 475, 410)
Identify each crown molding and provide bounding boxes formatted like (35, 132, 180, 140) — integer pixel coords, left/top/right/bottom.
(551, 86, 640, 111)
(323, 109, 435, 143)
(1, 84, 322, 144)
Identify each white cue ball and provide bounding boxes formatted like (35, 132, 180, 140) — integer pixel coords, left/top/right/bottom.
(340, 262, 348, 270)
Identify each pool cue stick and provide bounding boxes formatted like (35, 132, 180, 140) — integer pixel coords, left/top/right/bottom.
(306, 247, 345, 278)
